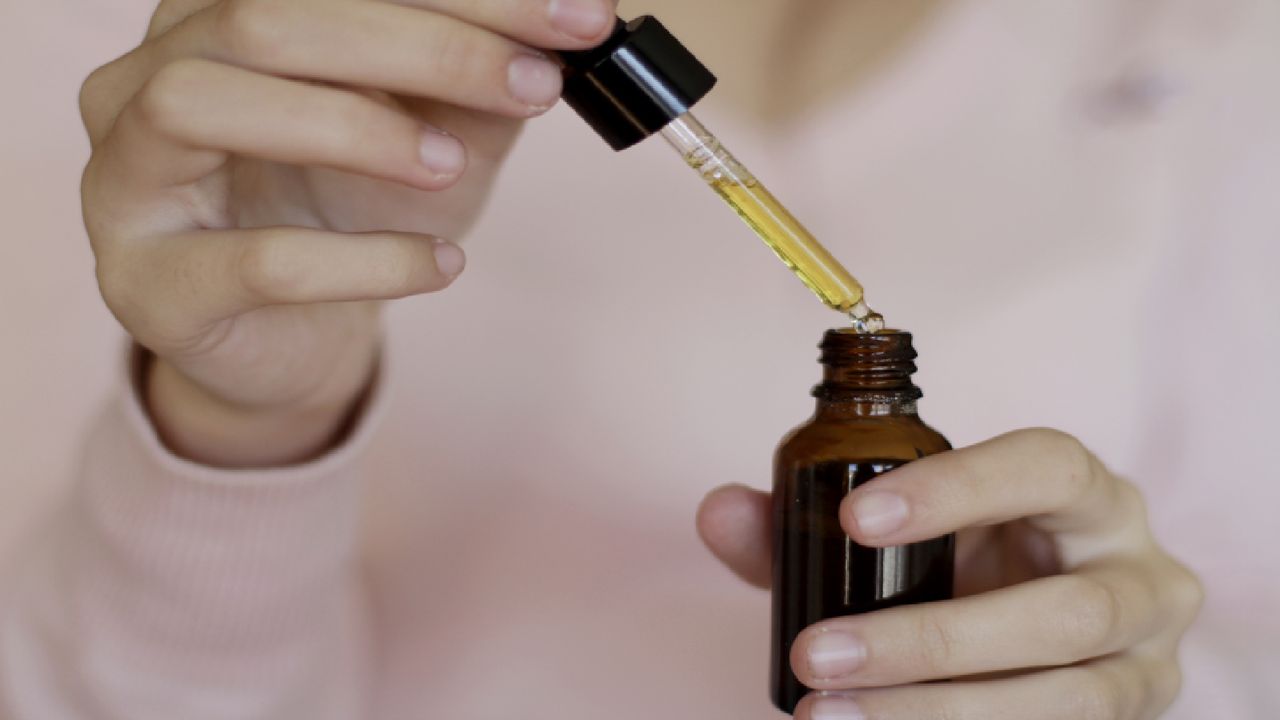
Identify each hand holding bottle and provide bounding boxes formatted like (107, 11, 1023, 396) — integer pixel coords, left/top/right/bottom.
(78, 0, 617, 467)
(698, 429, 1203, 719)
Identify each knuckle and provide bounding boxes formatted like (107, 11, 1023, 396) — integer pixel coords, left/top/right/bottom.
(1052, 575, 1123, 658)
(368, 238, 422, 296)
(1152, 659, 1184, 710)
(135, 60, 207, 136)
(1128, 661, 1158, 716)
(78, 62, 119, 126)
(79, 53, 143, 143)
(427, 28, 492, 91)
(95, 260, 133, 316)
(318, 93, 384, 156)
(216, 0, 289, 64)
(237, 234, 304, 302)
(1072, 668, 1127, 720)
(1166, 561, 1206, 626)
(428, 27, 472, 74)
(912, 611, 960, 672)
(94, 247, 183, 345)
(942, 449, 981, 491)
(147, 0, 204, 38)
(80, 158, 110, 239)
(1028, 428, 1099, 505)
(1057, 431, 1097, 496)
(1112, 479, 1150, 524)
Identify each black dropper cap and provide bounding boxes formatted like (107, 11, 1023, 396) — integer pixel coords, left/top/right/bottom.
(557, 16, 717, 151)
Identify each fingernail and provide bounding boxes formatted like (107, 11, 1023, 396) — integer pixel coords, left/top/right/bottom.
(807, 630, 866, 680)
(851, 491, 909, 538)
(809, 693, 866, 720)
(432, 241, 466, 277)
(508, 54, 562, 111)
(548, 0, 612, 41)
(418, 128, 466, 178)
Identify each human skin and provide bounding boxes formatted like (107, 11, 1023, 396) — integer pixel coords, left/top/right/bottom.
(79, 1, 1202, 717)
(79, 0, 935, 467)
(675, 9, 1200, 713)
(697, 430, 1203, 719)
(78, 0, 619, 467)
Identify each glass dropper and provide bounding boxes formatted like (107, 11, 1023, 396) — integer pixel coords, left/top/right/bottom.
(659, 112, 885, 332)
(557, 16, 884, 332)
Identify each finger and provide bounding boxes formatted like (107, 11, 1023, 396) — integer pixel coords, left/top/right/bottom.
(93, 59, 462, 206)
(393, 0, 618, 48)
(146, 0, 217, 38)
(152, 0, 562, 119)
(839, 429, 1151, 559)
(794, 653, 1182, 720)
(789, 561, 1171, 689)
(696, 484, 772, 589)
(98, 227, 465, 340)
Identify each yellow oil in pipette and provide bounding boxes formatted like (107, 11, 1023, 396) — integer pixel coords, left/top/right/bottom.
(661, 113, 885, 333)
(710, 176, 881, 319)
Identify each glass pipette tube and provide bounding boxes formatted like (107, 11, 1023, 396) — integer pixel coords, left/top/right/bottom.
(660, 113, 885, 333)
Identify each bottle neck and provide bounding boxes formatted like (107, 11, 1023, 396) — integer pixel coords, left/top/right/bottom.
(811, 329, 924, 418)
(814, 397, 920, 419)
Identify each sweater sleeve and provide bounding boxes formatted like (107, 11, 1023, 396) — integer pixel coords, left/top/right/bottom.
(0, 350, 387, 720)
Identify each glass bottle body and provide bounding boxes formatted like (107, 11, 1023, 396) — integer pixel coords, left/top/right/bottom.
(770, 332, 954, 714)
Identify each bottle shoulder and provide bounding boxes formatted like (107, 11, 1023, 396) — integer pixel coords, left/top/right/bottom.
(776, 412, 950, 467)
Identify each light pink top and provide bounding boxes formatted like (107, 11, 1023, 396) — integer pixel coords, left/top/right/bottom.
(2, 0, 1278, 717)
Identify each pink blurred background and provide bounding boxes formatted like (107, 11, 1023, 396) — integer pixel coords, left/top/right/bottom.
(0, 2, 137, 554)
(2, 1, 1278, 717)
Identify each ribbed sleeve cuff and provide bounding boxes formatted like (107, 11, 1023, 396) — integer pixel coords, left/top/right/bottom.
(71, 346, 388, 645)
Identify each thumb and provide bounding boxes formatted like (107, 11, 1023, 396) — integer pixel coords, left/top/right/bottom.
(696, 484, 773, 589)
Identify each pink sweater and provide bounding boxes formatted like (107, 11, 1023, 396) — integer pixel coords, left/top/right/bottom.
(2, 0, 1278, 717)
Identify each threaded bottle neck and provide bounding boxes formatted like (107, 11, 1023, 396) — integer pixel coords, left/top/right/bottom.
(812, 330, 923, 412)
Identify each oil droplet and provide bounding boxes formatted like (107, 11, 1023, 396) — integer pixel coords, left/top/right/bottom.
(848, 300, 886, 334)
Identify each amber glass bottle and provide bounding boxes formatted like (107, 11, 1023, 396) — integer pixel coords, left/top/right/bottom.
(770, 329, 953, 714)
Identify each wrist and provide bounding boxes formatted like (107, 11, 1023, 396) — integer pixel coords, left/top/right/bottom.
(142, 351, 373, 468)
